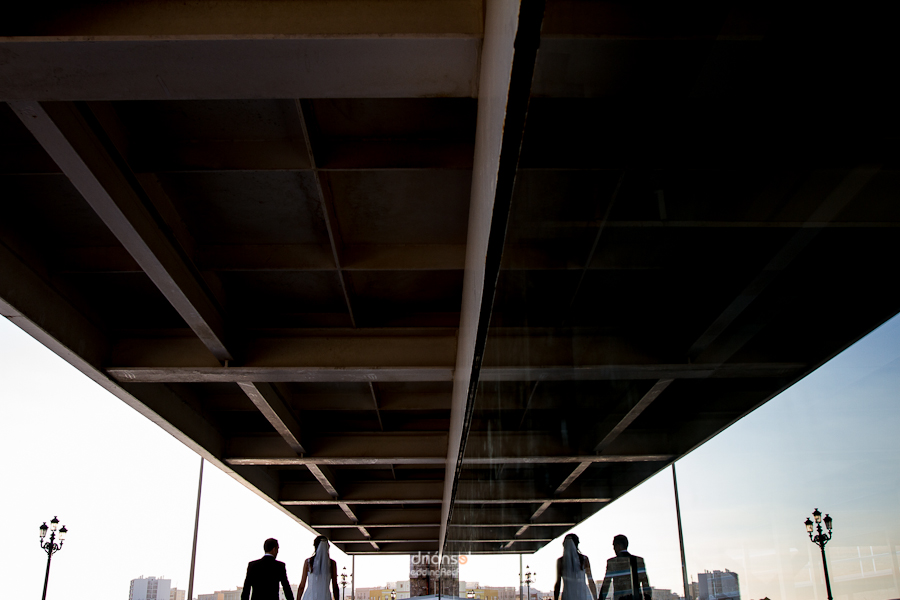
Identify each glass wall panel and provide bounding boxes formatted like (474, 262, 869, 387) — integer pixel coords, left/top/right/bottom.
(530, 468, 684, 600)
(450, 7, 900, 600)
(677, 315, 900, 600)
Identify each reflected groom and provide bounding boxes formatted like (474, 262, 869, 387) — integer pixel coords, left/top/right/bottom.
(598, 535, 651, 600)
(242, 538, 294, 600)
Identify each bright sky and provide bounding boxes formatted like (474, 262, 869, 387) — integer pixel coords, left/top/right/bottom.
(3, 313, 899, 600)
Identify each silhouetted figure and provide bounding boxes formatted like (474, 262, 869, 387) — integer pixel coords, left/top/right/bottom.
(598, 535, 651, 600)
(298, 536, 340, 600)
(554, 534, 597, 600)
(242, 538, 294, 600)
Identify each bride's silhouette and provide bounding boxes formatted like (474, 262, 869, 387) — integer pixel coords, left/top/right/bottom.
(554, 534, 597, 600)
(298, 536, 340, 600)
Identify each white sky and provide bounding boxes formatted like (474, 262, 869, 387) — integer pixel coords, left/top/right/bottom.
(3, 314, 899, 600)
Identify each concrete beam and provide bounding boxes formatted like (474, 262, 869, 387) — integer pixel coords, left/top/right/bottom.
(5, 0, 484, 37)
(343, 542, 440, 555)
(479, 363, 805, 381)
(441, 0, 545, 552)
(109, 362, 804, 383)
(281, 481, 445, 505)
(0, 38, 479, 101)
(227, 433, 448, 464)
(226, 454, 672, 467)
(108, 333, 457, 371)
(0, 239, 108, 371)
(450, 504, 584, 527)
(109, 366, 453, 383)
(328, 528, 440, 543)
(313, 508, 442, 528)
(281, 479, 610, 506)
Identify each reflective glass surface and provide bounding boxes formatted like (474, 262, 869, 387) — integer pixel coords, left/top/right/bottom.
(677, 315, 900, 600)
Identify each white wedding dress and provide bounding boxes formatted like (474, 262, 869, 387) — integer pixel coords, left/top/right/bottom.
(303, 540, 332, 600)
(560, 537, 592, 600)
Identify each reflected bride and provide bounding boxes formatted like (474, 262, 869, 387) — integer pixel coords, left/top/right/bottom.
(554, 534, 597, 600)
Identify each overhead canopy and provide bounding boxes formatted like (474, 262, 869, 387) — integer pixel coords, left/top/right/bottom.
(2, 1, 899, 556)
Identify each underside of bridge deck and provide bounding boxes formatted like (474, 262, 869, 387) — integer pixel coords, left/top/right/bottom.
(2, 0, 899, 555)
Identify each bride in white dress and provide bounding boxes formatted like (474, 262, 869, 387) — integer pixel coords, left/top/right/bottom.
(554, 534, 597, 600)
(298, 536, 340, 600)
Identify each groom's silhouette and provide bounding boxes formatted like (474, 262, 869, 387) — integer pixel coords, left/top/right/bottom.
(241, 538, 294, 600)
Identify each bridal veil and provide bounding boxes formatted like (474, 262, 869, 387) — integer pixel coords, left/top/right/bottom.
(561, 536, 592, 600)
(303, 538, 332, 600)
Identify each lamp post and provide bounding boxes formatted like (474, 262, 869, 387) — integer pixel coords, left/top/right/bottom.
(39, 516, 68, 600)
(391, 589, 396, 600)
(805, 508, 834, 600)
(525, 566, 534, 600)
(341, 567, 348, 600)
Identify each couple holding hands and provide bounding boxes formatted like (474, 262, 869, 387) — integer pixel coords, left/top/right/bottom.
(241, 532, 649, 600)
(241, 536, 337, 600)
(555, 534, 652, 600)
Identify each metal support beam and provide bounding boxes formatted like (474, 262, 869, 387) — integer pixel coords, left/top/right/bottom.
(236, 382, 305, 454)
(368, 383, 386, 431)
(689, 166, 880, 362)
(8, 101, 232, 361)
(554, 462, 592, 494)
(304, 462, 378, 546)
(594, 379, 674, 453)
(296, 100, 358, 327)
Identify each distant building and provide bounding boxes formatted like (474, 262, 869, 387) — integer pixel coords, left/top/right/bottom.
(697, 571, 739, 600)
(651, 588, 681, 600)
(371, 589, 395, 600)
(460, 586, 499, 600)
(385, 580, 411, 600)
(484, 586, 516, 600)
(515, 587, 544, 600)
(170, 588, 186, 600)
(197, 588, 243, 600)
(353, 586, 383, 600)
(130, 577, 171, 600)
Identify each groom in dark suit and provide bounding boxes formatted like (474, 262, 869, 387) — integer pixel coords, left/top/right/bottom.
(241, 538, 295, 600)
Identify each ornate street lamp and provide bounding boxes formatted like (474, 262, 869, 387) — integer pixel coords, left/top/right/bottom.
(525, 566, 534, 600)
(39, 516, 68, 600)
(805, 508, 834, 600)
(391, 589, 396, 600)
(341, 567, 348, 600)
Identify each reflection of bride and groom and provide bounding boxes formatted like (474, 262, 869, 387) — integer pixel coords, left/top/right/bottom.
(555, 534, 651, 600)
(241, 536, 338, 600)
(240, 533, 650, 600)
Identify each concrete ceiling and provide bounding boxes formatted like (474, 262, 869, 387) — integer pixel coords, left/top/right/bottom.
(2, 0, 899, 556)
